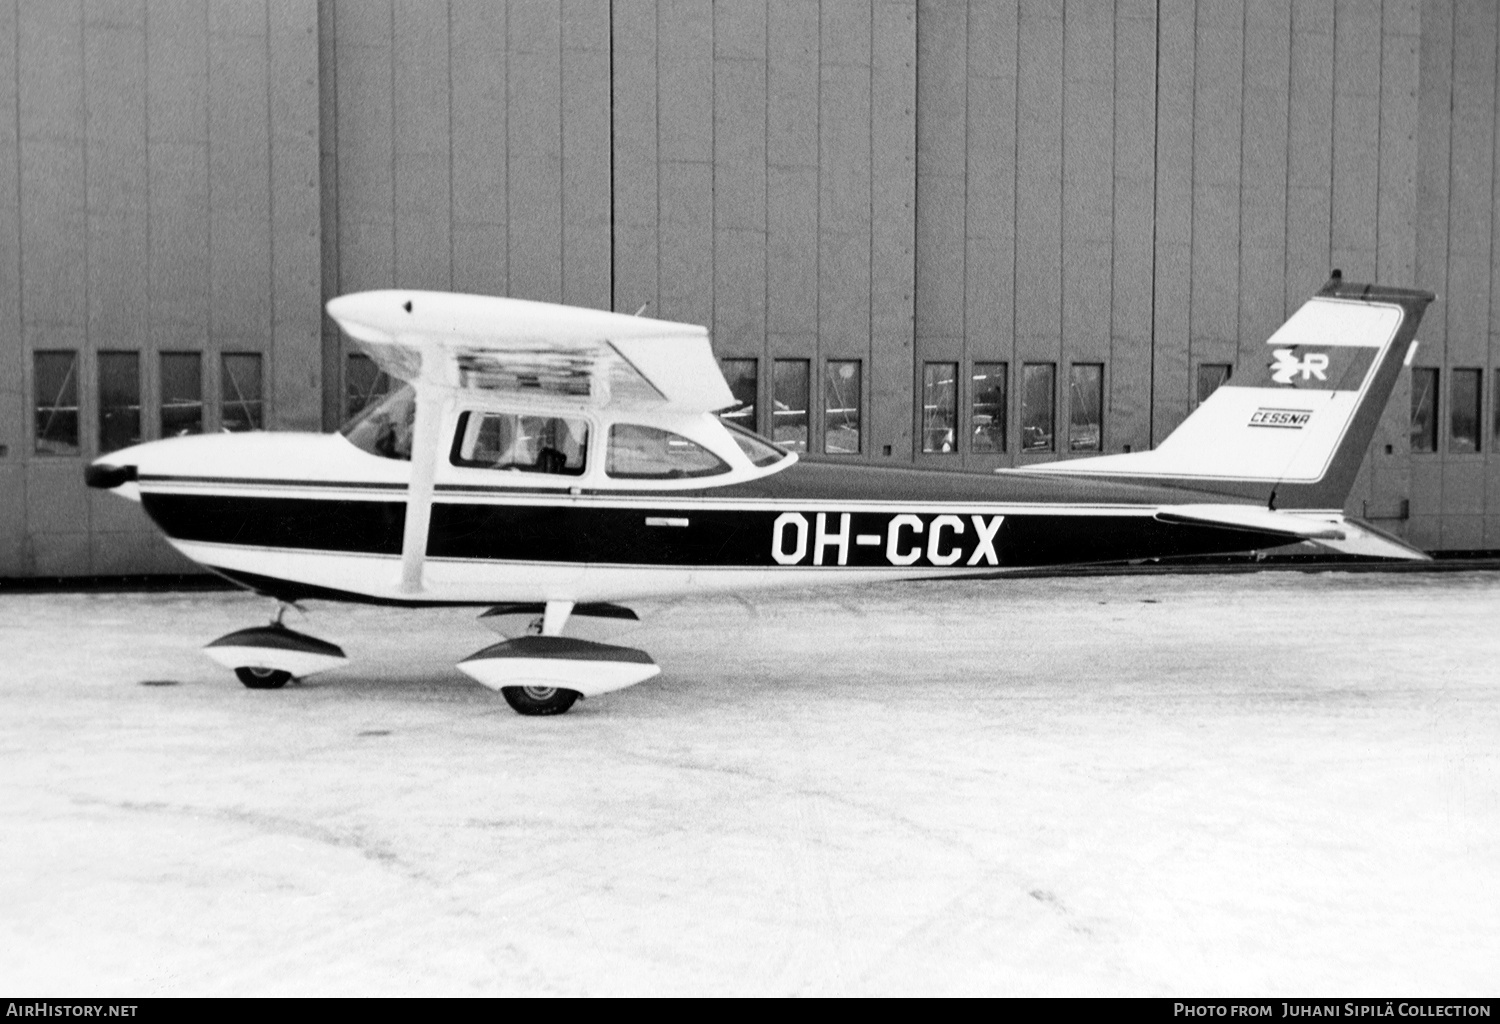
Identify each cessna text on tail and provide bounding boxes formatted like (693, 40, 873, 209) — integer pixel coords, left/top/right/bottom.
(86, 275, 1432, 715)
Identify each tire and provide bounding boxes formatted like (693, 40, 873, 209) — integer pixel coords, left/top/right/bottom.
(235, 666, 293, 690)
(500, 685, 580, 716)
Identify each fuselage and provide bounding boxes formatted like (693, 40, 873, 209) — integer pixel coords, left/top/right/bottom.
(90, 392, 1291, 607)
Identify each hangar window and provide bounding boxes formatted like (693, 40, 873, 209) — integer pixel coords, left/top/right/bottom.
(452, 411, 587, 475)
(1410, 367, 1438, 454)
(221, 353, 264, 432)
(606, 424, 729, 480)
(921, 362, 958, 452)
(772, 359, 809, 452)
(345, 353, 392, 422)
(1021, 363, 1056, 453)
(824, 360, 861, 454)
(98, 351, 141, 454)
(161, 352, 203, 438)
(720, 358, 759, 434)
(1197, 363, 1232, 406)
(1450, 369, 1481, 454)
(34, 350, 80, 456)
(971, 363, 1007, 453)
(1069, 363, 1103, 452)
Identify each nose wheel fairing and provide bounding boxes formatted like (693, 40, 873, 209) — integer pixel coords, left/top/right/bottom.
(203, 623, 350, 683)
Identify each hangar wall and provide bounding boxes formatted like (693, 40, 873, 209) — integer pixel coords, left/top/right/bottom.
(1, 0, 1497, 577)
(1412, 0, 1500, 551)
(0, 0, 322, 575)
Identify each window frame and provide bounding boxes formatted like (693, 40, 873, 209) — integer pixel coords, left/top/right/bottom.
(1410, 366, 1439, 455)
(97, 350, 143, 455)
(1068, 362, 1104, 454)
(719, 357, 761, 436)
(1494, 367, 1500, 450)
(447, 408, 592, 479)
(159, 350, 205, 440)
(970, 361, 1009, 455)
(604, 421, 733, 481)
(220, 351, 266, 433)
(1449, 367, 1482, 455)
(920, 361, 959, 454)
(33, 349, 82, 458)
(771, 357, 811, 453)
(1196, 362, 1233, 407)
(1020, 362, 1057, 455)
(823, 358, 862, 456)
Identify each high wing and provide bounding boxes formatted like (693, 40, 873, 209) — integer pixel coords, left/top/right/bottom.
(325, 290, 735, 413)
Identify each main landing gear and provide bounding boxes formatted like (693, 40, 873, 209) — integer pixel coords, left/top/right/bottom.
(458, 600, 661, 716)
(202, 603, 350, 690)
(201, 600, 661, 716)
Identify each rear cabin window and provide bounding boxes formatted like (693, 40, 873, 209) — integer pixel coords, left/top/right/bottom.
(607, 424, 730, 480)
(451, 411, 589, 476)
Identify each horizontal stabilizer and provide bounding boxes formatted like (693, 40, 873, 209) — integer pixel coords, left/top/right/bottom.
(1155, 506, 1430, 560)
(1307, 516, 1432, 561)
(1154, 504, 1347, 541)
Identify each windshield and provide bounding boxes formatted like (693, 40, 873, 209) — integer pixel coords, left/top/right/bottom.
(721, 419, 790, 468)
(340, 384, 415, 460)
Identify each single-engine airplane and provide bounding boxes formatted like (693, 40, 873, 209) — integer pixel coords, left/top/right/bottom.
(86, 274, 1432, 714)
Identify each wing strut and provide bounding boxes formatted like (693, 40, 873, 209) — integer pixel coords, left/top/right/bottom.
(399, 374, 446, 593)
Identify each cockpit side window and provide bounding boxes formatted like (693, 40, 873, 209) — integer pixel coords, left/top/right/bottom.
(606, 424, 731, 480)
(450, 411, 589, 476)
(340, 384, 416, 461)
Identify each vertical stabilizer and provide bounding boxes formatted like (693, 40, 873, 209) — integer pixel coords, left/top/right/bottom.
(1023, 277, 1433, 509)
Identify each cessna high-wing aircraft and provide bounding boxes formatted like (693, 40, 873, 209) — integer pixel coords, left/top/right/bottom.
(86, 274, 1431, 714)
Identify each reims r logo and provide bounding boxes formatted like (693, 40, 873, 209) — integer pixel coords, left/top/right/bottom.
(1270, 348, 1330, 384)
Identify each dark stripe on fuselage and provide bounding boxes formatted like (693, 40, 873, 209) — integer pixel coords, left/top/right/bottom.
(143, 492, 407, 554)
(141, 490, 1290, 570)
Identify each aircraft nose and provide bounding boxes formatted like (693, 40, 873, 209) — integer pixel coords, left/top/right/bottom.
(84, 460, 138, 490)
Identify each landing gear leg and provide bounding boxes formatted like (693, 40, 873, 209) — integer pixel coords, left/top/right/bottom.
(460, 599, 660, 716)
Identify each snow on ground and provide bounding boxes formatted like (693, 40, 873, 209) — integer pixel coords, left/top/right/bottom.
(0, 570, 1496, 996)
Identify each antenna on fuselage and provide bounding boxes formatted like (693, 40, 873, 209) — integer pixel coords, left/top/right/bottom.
(632, 302, 650, 317)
